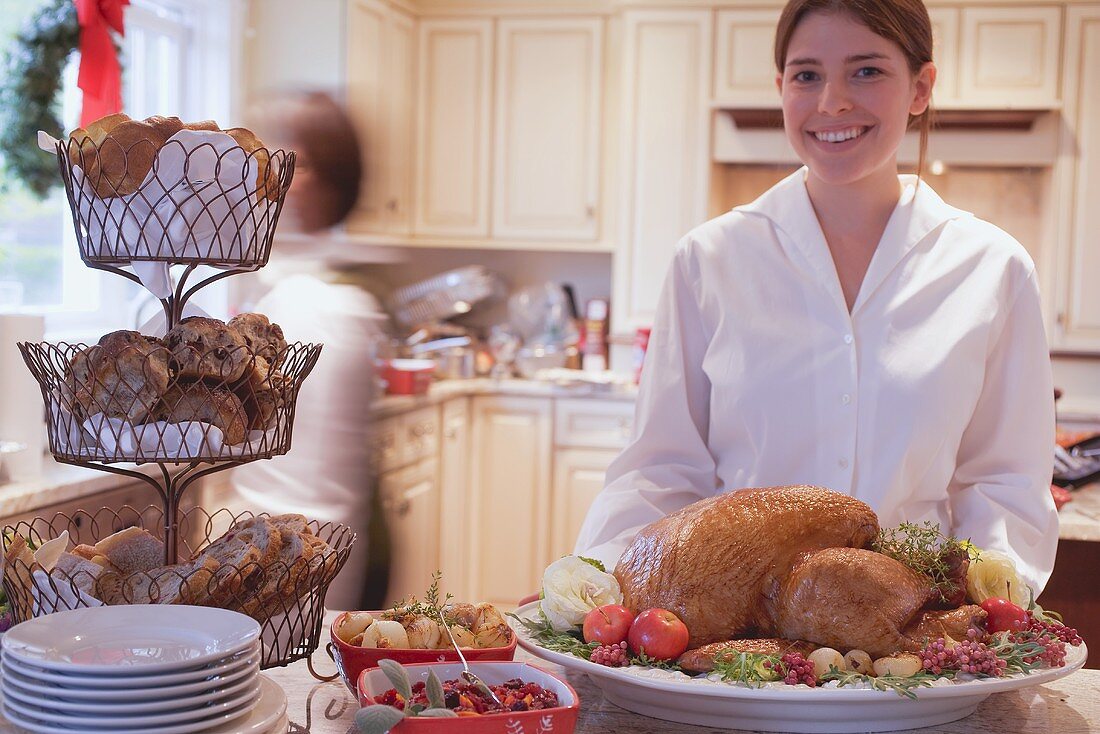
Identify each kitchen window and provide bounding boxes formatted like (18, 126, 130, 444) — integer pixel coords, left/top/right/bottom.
(0, 0, 236, 340)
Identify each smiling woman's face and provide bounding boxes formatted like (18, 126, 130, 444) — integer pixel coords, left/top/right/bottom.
(777, 11, 934, 187)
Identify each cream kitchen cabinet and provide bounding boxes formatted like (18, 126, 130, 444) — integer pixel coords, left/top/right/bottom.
(467, 396, 553, 607)
(492, 18, 604, 241)
(346, 0, 416, 235)
(439, 397, 471, 598)
(378, 457, 441, 608)
(613, 9, 713, 333)
(549, 398, 632, 561)
(957, 6, 1062, 107)
(713, 9, 780, 106)
(1054, 6, 1100, 351)
(927, 7, 961, 104)
(414, 18, 494, 238)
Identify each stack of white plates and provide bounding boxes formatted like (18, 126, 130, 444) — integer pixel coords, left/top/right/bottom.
(0, 605, 288, 734)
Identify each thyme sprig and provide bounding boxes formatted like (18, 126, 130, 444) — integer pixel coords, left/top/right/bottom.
(873, 521, 970, 603)
(383, 571, 456, 624)
(986, 632, 1047, 675)
(818, 668, 947, 700)
(508, 609, 599, 659)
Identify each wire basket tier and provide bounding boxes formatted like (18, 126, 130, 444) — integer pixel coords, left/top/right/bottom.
(19, 340, 322, 464)
(1, 507, 355, 669)
(56, 135, 295, 269)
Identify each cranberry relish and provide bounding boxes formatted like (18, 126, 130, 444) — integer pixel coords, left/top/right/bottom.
(375, 678, 560, 715)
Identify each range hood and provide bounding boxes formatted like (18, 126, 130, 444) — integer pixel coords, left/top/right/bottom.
(712, 106, 1061, 167)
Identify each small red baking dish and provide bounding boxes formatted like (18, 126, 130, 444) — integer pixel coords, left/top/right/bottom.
(380, 359, 435, 395)
(357, 661, 579, 733)
(330, 611, 518, 692)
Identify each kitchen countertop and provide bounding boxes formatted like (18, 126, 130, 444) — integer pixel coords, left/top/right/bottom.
(0, 458, 170, 519)
(18, 641, 1080, 734)
(370, 376, 638, 419)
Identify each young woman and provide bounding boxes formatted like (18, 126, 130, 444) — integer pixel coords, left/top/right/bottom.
(575, 0, 1057, 594)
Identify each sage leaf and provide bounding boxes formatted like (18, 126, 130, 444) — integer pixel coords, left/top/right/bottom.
(418, 708, 459, 718)
(378, 659, 412, 701)
(354, 705, 405, 734)
(426, 669, 446, 710)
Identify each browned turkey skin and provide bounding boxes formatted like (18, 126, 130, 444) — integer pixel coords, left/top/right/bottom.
(614, 485, 979, 660)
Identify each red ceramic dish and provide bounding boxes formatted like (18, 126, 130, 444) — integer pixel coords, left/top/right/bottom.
(380, 359, 435, 395)
(357, 661, 579, 733)
(330, 611, 518, 692)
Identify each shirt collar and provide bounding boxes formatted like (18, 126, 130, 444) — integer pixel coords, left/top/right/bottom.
(734, 167, 970, 315)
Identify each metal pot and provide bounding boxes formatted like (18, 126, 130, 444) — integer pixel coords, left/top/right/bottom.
(435, 346, 476, 379)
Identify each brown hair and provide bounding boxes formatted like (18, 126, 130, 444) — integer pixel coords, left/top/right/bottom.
(774, 0, 934, 178)
(267, 91, 363, 231)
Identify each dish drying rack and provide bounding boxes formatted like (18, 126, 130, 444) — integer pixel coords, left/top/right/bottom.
(3, 136, 353, 676)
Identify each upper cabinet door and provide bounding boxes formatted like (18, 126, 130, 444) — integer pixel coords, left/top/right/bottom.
(713, 9, 780, 106)
(927, 7, 961, 105)
(493, 18, 603, 241)
(614, 10, 712, 333)
(414, 19, 494, 238)
(346, 0, 416, 235)
(958, 7, 1062, 107)
(1056, 6, 1100, 351)
(346, 0, 387, 231)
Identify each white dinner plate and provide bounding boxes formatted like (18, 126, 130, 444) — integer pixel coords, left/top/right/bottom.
(0, 675, 286, 734)
(3, 679, 259, 728)
(1, 645, 258, 688)
(511, 601, 1089, 733)
(0, 656, 258, 702)
(2, 605, 260, 673)
(3, 663, 258, 714)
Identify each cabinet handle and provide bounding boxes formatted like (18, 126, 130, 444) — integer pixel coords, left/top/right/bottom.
(410, 423, 435, 438)
(387, 199, 398, 212)
(586, 205, 596, 218)
(445, 428, 458, 440)
(397, 499, 411, 516)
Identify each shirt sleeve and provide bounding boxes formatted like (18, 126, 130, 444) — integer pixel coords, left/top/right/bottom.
(573, 241, 720, 568)
(947, 268, 1058, 596)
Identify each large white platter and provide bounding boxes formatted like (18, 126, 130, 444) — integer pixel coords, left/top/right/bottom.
(511, 602, 1089, 733)
(1, 606, 260, 673)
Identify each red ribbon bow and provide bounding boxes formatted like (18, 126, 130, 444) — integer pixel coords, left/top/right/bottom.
(75, 0, 131, 127)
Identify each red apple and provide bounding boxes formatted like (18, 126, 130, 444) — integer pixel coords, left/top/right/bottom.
(980, 596, 1029, 633)
(582, 604, 634, 646)
(627, 608, 690, 661)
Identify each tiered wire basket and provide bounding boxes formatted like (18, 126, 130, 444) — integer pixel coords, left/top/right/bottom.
(3, 131, 353, 675)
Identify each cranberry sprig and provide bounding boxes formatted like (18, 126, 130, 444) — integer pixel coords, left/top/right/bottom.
(591, 641, 629, 668)
(771, 652, 816, 687)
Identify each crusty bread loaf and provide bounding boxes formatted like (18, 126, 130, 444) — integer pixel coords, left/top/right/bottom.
(97, 556, 221, 605)
(192, 517, 282, 607)
(93, 527, 165, 574)
(52, 552, 109, 597)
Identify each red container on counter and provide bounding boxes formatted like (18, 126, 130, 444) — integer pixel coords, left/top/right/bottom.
(380, 359, 435, 395)
(358, 661, 579, 733)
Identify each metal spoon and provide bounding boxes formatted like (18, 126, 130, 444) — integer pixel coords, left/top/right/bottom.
(435, 606, 504, 708)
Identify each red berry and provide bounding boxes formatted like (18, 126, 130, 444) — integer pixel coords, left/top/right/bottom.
(779, 652, 816, 687)
(591, 641, 629, 668)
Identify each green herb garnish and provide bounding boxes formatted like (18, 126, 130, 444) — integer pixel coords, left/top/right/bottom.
(507, 609, 599, 659)
(384, 571, 455, 625)
(873, 521, 970, 603)
(818, 668, 946, 699)
(711, 652, 782, 686)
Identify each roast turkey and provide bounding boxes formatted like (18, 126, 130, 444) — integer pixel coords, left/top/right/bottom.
(614, 485, 975, 658)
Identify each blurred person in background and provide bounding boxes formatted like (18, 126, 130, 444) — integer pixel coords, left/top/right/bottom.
(230, 91, 390, 609)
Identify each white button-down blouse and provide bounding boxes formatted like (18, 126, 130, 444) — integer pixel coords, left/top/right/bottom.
(575, 168, 1058, 594)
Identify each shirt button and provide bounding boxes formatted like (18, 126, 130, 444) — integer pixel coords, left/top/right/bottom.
(844, 334, 854, 344)
(841, 394, 851, 405)
(839, 458, 849, 469)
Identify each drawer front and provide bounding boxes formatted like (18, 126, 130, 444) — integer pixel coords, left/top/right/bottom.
(403, 406, 440, 465)
(370, 416, 405, 474)
(554, 398, 635, 450)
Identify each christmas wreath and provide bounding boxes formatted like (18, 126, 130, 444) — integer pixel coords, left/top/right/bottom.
(0, 0, 79, 197)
